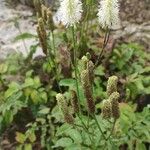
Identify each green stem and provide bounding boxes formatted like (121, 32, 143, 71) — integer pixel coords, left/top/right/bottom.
(87, 111, 90, 128)
(95, 29, 110, 67)
(106, 119, 117, 140)
(93, 115, 107, 140)
(74, 122, 93, 136)
(71, 26, 81, 112)
(78, 0, 89, 49)
(51, 31, 62, 93)
(76, 114, 94, 146)
(85, 0, 92, 35)
(77, 114, 88, 131)
(51, 31, 57, 61)
(0, 75, 5, 88)
(71, 25, 95, 146)
(47, 32, 61, 93)
(16, 22, 28, 54)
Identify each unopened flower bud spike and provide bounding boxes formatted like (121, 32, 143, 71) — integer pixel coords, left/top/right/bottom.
(56, 93, 74, 124)
(37, 18, 47, 55)
(81, 70, 95, 114)
(71, 90, 80, 114)
(109, 92, 120, 119)
(107, 76, 118, 96)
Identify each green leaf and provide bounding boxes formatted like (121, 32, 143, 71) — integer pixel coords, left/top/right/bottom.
(3, 111, 13, 125)
(24, 144, 32, 150)
(51, 105, 63, 122)
(26, 44, 38, 61)
(40, 92, 47, 103)
(33, 76, 41, 88)
(94, 65, 105, 76)
(59, 79, 76, 87)
(23, 78, 34, 87)
(135, 141, 146, 150)
(0, 63, 8, 74)
(24, 87, 33, 97)
(5, 82, 20, 98)
(142, 128, 150, 141)
(15, 132, 26, 144)
(26, 70, 33, 77)
(119, 103, 136, 132)
(38, 108, 50, 114)
(14, 33, 37, 42)
(31, 90, 40, 104)
(16, 145, 23, 150)
(141, 66, 150, 73)
(56, 124, 72, 136)
(144, 87, 150, 94)
(81, 130, 92, 146)
(28, 132, 36, 143)
(134, 78, 144, 92)
(65, 129, 82, 144)
(36, 118, 46, 124)
(65, 144, 84, 150)
(53, 138, 73, 148)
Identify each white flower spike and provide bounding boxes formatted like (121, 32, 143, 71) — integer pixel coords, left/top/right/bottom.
(56, 0, 83, 27)
(98, 0, 120, 29)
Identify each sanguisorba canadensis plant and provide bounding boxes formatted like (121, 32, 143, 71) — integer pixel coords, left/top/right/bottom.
(56, 69, 121, 148)
(34, 0, 122, 149)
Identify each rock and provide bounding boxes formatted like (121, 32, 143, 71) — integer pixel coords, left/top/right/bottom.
(112, 21, 150, 50)
(0, 0, 44, 60)
(110, 0, 150, 50)
(120, 0, 150, 24)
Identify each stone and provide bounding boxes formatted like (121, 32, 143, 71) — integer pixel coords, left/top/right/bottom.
(0, 0, 44, 60)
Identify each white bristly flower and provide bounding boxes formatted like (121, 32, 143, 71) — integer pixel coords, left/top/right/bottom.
(97, 0, 120, 29)
(55, 0, 83, 27)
